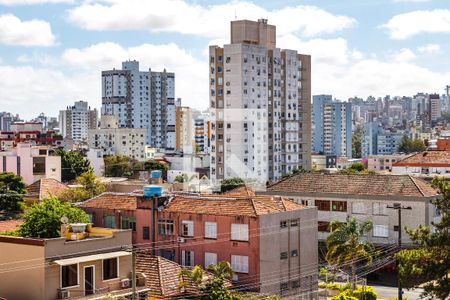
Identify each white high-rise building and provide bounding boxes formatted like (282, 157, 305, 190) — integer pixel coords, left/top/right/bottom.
(59, 101, 98, 144)
(209, 19, 311, 185)
(101, 60, 176, 150)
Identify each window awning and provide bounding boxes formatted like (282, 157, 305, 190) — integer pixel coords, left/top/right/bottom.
(53, 251, 131, 266)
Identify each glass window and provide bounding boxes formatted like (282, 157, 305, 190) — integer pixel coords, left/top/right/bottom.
(143, 226, 150, 240)
(352, 202, 366, 214)
(315, 200, 330, 211)
(373, 202, 387, 215)
(231, 224, 249, 241)
(32, 157, 46, 175)
(61, 264, 78, 288)
(182, 250, 194, 267)
(280, 221, 287, 228)
(318, 221, 330, 232)
(204, 252, 217, 267)
(280, 252, 288, 260)
(204, 222, 217, 239)
(104, 215, 115, 229)
(103, 258, 118, 280)
(231, 255, 249, 273)
(158, 219, 174, 235)
(291, 249, 298, 257)
(373, 225, 389, 237)
(332, 201, 347, 212)
(182, 220, 194, 237)
(290, 219, 299, 227)
(121, 216, 136, 231)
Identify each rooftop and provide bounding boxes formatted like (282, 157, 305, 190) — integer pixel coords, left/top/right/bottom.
(78, 192, 141, 210)
(26, 178, 68, 200)
(0, 219, 23, 233)
(393, 150, 450, 167)
(266, 173, 437, 198)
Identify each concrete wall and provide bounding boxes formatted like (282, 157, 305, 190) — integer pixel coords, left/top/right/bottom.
(259, 207, 318, 299)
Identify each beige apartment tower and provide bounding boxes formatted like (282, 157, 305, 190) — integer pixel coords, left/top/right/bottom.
(209, 19, 311, 185)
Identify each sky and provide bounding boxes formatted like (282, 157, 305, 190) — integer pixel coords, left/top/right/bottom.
(1, 0, 450, 120)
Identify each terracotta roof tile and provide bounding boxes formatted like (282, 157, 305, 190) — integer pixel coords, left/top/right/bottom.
(267, 173, 438, 198)
(26, 178, 68, 200)
(78, 192, 138, 210)
(0, 219, 23, 233)
(393, 151, 450, 167)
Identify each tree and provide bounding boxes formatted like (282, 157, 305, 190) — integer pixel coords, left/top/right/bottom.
(396, 177, 450, 299)
(59, 171, 105, 202)
(0, 172, 26, 218)
(398, 135, 426, 154)
(326, 218, 375, 293)
(352, 126, 363, 158)
(179, 261, 240, 300)
(52, 148, 91, 182)
(104, 155, 135, 177)
(144, 159, 168, 172)
(17, 196, 89, 238)
(338, 162, 372, 175)
(220, 178, 245, 193)
(175, 174, 186, 183)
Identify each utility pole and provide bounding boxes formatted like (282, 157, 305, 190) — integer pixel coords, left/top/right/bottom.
(131, 247, 136, 300)
(387, 203, 412, 300)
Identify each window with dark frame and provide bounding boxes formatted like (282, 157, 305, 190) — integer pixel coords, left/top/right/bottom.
(280, 252, 288, 260)
(61, 264, 78, 288)
(318, 221, 330, 232)
(280, 220, 288, 228)
(315, 200, 330, 211)
(143, 226, 150, 240)
(158, 219, 174, 235)
(331, 201, 347, 212)
(103, 258, 118, 280)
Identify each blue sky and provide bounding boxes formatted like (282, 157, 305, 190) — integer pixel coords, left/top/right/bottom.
(1, 0, 450, 119)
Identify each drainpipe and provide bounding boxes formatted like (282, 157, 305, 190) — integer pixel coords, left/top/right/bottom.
(151, 197, 156, 255)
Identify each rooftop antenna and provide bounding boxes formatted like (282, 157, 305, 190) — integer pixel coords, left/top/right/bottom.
(234, 9, 237, 20)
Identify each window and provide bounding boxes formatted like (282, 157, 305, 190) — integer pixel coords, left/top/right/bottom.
(158, 219, 174, 235)
(231, 224, 249, 241)
(373, 202, 387, 215)
(290, 219, 299, 227)
(121, 216, 136, 231)
(291, 279, 300, 288)
(318, 221, 330, 232)
(104, 215, 115, 228)
(32, 157, 46, 175)
(205, 252, 217, 267)
(182, 220, 194, 237)
(204, 222, 217, 239)
(103, 258, 118, 280)
(280, 282, 289, 292)
(291, 249, 298, 257)
(352, 202, 366, 214)
(315, 200, 330, 211)
(280, 220, 287, 228)
(280, 252, 288, 260)
(61, 264, 78, 288)
(87, 213, 94, 223)
(231, 255, 249, 273)
(373, 225, 389, 237)
(143, 226, 150, 240)
(182, 250, 194, 267)
(332, 201, 347, 212)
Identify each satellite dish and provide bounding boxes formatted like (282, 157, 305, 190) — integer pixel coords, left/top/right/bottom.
(60, 216, 69, 224)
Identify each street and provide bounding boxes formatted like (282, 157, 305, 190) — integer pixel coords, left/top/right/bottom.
(372, 285, 424, 300)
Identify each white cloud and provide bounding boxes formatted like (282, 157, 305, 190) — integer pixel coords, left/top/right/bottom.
(390, 48, 416, 63)
(67, 0, 356, 38)
(0, 14, 56, 46)
(417, 44, 441, 54)
(0, 0, 72, 4)
(383, 9, 450, 39)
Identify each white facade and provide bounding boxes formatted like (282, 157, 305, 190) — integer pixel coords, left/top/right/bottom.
(88, 115, 146, 161)
(59, 101, 98, 144)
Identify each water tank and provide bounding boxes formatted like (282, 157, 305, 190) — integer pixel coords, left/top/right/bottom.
(151, 170, 162, 178)
(143, 185, 163, 197)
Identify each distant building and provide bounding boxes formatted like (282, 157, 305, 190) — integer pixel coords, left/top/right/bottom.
(429, 94, 441, 123)
(193, 111, 210, 154)
(59, 101, 98, 144)
(311, 154, 337, 170)
(88, 115, 146, 161)
(0, 122, 62, 151)
(367, 154, 410, 172)
(101, 60, 176, 150)
(392, 150, 450, 176)
(362, 122, 403, 157)
(175, 106, 193, 153)
(0, 143, 61, 184)
(312, 95, 352, 158)
(0, 112, 19, 131)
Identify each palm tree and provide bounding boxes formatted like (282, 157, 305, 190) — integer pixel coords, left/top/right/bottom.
(326, 217, 375, 293)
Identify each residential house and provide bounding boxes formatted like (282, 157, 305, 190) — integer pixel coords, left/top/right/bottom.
(392, 150, 450, 177)
(25, 178, 68, 202)
(0, 224, 148, 300)
(262, 173, 439, 245)
(368, 154, 410, 173)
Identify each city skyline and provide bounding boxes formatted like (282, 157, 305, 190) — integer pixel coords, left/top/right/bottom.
(1, 0, 450, 119)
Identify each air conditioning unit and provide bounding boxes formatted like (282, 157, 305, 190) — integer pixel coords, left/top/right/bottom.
(58, 289, 70, 299)
(178, 237, 185, 243)
(121, 278, 131, 288)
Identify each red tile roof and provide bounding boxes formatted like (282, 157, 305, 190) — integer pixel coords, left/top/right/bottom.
(78, 192, 139, 210)
(0, 219, 23, 233)
(267, 173, 437, 198)
(393, 150, 450, 167)
(26, 178, 68, 200)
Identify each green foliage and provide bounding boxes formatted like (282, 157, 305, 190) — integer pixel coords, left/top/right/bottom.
(18, 196, 89, 238)
(318, 282, 348, 291)
(398, 135, 426, 154)
(352, 126, 363, 158)
(338, 162, 373, 175)
(144, 159, 168, 172)
(59, 171, 105, 202)
(0, 172, 26, 218)
(326, 218, 375, 292)
(104, 155, 136, 177)
(179, 261, 240, 300)
(52, 148, 92, 182)
(174, 174, 185, 183)
(220, 177, 245, 193)
(396, 176, 450, 299)
(331, 294, 358, 300)
(330, 286, 377, 300)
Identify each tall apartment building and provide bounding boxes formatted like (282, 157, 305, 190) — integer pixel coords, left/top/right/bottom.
(312, 95, 352, 158)
(209, 19, 311, 184)
(0, 112, 19, 132)
(175, 106, 193, 152)
(362, 122, 403, 157)
(193, 111, 210, 154)
(429, 94, 441, 123)
(101, 60, 176, 150)
(59, 101, 98, 144)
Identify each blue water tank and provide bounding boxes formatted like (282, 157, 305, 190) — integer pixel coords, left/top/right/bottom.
(151, 170, 162, 178)
(143, 185, 162, 197)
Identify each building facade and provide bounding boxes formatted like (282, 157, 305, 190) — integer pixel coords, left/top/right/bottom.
(0, 122, 63, 151)
(193, 112, 210, 154)
(101, 60, 176, 150)
(392, 150, 450, 177)
(88, 115, 146, 161)
(367, 154, 410, 172)
(209, 19, 311, 184)
(59, 101, 98, 144)
(312, 95, 352, 158)
(362, 122, 403, 157)
(175, 106, 193, 153)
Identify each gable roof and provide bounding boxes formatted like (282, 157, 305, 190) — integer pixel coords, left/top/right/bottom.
(26, 178, 68, 200)
(267, 173, 437, 198)
(78, 192, 139, 210)
(393, 150, 450, 167)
